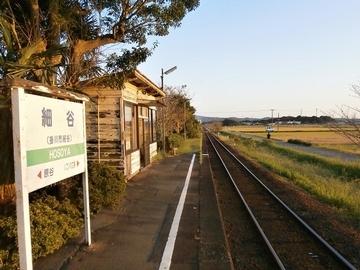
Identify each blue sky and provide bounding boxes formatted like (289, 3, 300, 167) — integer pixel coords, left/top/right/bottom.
(137, 1, 360, 118)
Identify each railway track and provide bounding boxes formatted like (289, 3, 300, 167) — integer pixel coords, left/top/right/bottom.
(204, 131, 357, 270)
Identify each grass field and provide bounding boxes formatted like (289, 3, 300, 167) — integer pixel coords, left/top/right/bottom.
(173, 128, 360, 222)
(177, 137, 201, 156)
(223, 125, 360, 154)
(217, 130, 360, 222)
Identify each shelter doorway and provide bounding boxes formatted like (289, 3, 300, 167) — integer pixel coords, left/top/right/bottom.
(138, 118, 145, 168)
(138, 116, 150, 168)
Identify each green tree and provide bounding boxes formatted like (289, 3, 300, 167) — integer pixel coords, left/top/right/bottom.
(0, 0, 200, 196)
(158, 85, 199, 149)
(185, 114, 201, 138)
(0, 0, 200, 88)
(222, 118, 240, 126)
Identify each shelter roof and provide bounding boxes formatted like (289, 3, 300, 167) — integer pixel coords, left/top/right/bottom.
(80, 69, 165, 99)
(126, 69, 165, 98)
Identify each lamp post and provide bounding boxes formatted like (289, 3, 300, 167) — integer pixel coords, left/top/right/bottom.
(160, 66, 177, 152)
(161, 66, 177, 89)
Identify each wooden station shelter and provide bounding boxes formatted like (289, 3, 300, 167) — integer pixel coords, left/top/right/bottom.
(83, 69, 165, 179)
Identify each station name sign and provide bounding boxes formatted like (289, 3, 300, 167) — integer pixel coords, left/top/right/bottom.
(22, 93, 86, 192)
(12, 85, 90, 270)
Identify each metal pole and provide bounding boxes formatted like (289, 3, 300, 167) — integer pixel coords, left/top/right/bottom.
(184, 102, 186, 139)
(161, 69, 165, 152)
(162, 107, 166, 152)
(161, 68, 164, 90)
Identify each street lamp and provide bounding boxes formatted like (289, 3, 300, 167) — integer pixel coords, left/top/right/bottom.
(160, 66, 177, 152)
(161, 66, 177, 89)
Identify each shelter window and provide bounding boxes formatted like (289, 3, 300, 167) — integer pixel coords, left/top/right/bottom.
(138, 106, 148, 118)
(144, 117, 150, 145)
(124, 103, 138, 151)
(150, 109, 156, 143)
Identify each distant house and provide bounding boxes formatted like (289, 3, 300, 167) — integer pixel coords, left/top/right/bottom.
(82, 70, 165, 179)
(287, 121, 301, 125)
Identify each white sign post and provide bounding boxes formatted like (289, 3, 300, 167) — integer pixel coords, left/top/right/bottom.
(12, 88, 90, 270)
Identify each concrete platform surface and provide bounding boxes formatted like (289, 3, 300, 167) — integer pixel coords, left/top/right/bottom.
(34, 152, 232, 270)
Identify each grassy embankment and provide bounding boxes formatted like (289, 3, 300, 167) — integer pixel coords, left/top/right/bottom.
(156, 135, 202, 162)
(175, 135, 203, 163)
(219, 126, 360, 224)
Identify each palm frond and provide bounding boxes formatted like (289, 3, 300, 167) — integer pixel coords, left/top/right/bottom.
(0, 15, 20, 52)
(18, 39, 46, 65)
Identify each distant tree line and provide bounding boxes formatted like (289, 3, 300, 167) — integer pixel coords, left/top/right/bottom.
(222, 118, 241, 126)
(275, 115, 333, 124)
(222, 115, 334, 126)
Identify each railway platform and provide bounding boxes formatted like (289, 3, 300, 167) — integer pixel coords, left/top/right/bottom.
(34, 148, 232, 269)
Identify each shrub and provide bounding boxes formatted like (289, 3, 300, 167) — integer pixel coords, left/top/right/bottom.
(76, 162, 126, 215)
(287, 138, 312, 147)
(241, 137, 257, 150)
(168, 133, 184, 149)
(0, 193, 83, 269)
(0, 162, 127, 269)
(67, 162, 126, 215)
(0, 213, 18, 269)
(30, 194, 83, 258)
(185, 117, 201, 138)
(260, 138, 274, 147)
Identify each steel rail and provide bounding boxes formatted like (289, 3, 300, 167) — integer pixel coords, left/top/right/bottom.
(206, 132, 286, 270)
(208, 131, 356, 270)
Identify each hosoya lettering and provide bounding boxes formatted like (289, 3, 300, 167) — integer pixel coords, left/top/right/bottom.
(49, 147, 71, 159)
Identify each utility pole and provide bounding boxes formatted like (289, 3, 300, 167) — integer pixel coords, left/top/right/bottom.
(271, 109, 275, 124)
(184, 101, 186, 139)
